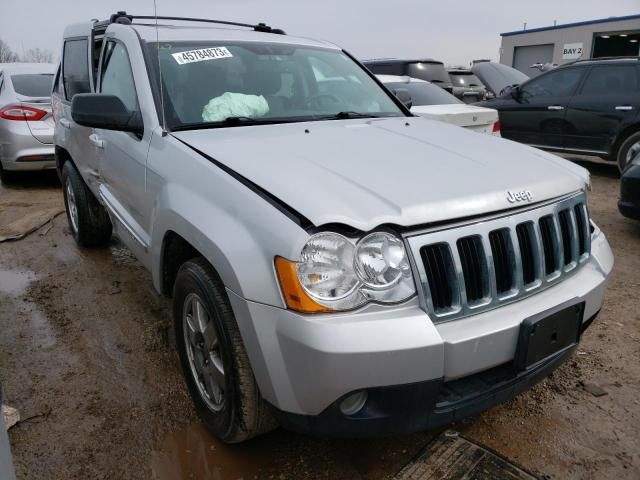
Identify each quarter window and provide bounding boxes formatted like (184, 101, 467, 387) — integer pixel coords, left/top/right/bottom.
(580, 65, 639, 95)
(100, 42, 139, 113)
(63, 39, 91, 100)
(520, 68, 584, 100)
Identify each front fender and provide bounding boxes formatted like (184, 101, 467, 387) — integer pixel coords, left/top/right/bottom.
(148, 168, 309, 308)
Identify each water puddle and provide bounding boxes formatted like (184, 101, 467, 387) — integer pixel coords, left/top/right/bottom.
(27, 306, 57, 350)
(150, 423, 281, 480)
(0, 269, 36, 296)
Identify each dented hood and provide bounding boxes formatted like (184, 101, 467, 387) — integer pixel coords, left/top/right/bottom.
(172, 116, 588, 231)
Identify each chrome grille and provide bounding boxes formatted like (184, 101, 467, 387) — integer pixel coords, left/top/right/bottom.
(406, 193, 590, 322)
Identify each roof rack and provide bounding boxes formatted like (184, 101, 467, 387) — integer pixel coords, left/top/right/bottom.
(94, 11, 286, 35)
(567, 56, 639, 65)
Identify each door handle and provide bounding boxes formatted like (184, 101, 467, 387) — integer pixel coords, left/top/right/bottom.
(89, 133, 105, 149)
(547, 105, 565, 111)
(59, 118, 71, 129)
(615, 106, 633, 111)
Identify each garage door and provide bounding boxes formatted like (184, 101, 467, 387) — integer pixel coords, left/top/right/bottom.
(513, 44, 554, 77)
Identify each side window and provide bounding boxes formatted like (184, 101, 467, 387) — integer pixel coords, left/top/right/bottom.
(99, 42, 139, 113)
(520, 68, 584, 100)
(63, 39, 91, 100)
(579, 65, 639, 96)
(0, 73, 4, 92)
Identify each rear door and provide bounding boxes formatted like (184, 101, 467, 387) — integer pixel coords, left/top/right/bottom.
(564, 63, 640, 155)
(59, 37, 97, 184)
(498, 67, 585, 148)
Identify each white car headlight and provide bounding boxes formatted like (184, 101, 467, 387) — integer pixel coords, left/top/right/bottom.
(355, 232, 410, 289)
(285, 231, 415, 312)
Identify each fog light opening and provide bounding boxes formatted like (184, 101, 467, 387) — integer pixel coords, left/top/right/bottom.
(339, 391, 368, 416)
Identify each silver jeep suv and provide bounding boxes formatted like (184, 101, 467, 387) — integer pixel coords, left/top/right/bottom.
(53, 12, 613, 442)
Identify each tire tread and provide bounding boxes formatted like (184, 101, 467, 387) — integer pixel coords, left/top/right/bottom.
(174, 257, 277, 443)
(61, 162, 112, 247)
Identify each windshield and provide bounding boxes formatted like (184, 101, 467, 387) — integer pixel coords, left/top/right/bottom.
(10, 74, 54, 97)
(384, 81, 461, 106)
(448, 72, 483, 87)
(150, 42, 404, 130)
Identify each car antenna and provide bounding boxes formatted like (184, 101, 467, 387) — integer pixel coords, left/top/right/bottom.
(151, 4, 167, 137)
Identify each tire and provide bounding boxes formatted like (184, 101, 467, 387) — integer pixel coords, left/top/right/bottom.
(61, 162, 112, 247)
(0, 162, 17, 184)
(173, 257, 277, 443)
(616, 130, 640, 172)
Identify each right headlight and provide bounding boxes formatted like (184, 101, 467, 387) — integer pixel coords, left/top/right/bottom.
(276, 231, 416, 313)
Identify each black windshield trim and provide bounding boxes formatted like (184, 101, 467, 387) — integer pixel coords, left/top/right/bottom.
(170, 117, 306, 131)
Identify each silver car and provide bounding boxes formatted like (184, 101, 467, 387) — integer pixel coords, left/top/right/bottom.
(54, 13, 613, 443)
(0, 63, 56, 182)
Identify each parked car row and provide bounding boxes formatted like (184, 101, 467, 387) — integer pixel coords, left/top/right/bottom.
(366, 56, 640, 221)
(44, 11, 613, 444)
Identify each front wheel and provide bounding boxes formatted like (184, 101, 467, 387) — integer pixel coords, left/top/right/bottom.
(616, 131, 640, 172)
(61, 162, 112, 247)
(173, 258, 277, 443)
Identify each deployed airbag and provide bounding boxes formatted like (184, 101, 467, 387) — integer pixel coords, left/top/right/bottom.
(202, 92, 269, 122)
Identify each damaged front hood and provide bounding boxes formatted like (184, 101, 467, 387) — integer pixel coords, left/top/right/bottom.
(172, 116, 588, 231)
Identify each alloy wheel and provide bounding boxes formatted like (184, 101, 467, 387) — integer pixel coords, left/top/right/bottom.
(182, 293, 226, 411)
(65, 179, 79, 233)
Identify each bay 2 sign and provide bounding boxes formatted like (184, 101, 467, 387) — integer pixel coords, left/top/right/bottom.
(562, 43, 584, 60)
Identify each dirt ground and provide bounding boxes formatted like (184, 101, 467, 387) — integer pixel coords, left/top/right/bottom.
(0, 158, 638, 480)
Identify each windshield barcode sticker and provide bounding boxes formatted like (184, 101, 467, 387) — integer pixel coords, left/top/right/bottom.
(172, 47, 233, 65)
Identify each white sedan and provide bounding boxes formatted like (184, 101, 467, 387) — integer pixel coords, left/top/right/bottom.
(377, 74, 500, 136)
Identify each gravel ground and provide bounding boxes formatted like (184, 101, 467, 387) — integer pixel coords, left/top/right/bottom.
(0, 157, 638, 479)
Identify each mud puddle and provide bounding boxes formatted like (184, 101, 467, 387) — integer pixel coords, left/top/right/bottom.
(149, 422, 437, 480)
(150, 423, 280, 480)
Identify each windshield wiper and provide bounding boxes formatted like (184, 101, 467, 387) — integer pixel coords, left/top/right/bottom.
(320, 111, 381, 120)
(171, 116, 298, 131)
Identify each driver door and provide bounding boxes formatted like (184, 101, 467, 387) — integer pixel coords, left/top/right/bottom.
(499, 67, 585, 149)
(95, 40, 152, 262)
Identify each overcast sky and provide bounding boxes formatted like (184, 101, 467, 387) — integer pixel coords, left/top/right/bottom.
(0, 0, 638, 64)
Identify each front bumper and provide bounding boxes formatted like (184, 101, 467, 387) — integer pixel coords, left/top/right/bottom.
(228, 228, 612, 435)
(619, 164, 640, 220)
(274, 326, 591, 437)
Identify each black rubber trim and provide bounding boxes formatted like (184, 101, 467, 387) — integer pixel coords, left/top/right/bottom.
(619, 164, 640, 220)
(618, 201, 640, 220)
(172, 136, 314, 229)
(274, 309, 600, 438)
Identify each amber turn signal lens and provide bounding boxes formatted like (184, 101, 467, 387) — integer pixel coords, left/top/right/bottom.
(274, 256, 331, 313)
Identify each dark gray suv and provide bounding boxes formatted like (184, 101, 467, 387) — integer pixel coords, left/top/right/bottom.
(363, 58, 454, 94)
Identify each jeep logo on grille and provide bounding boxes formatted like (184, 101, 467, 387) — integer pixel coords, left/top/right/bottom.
(506, 190, 533, 203)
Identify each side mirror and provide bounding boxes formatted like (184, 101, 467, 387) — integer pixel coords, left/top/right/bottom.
(71, 94, 143, 134)
(393, 88, 413, 109)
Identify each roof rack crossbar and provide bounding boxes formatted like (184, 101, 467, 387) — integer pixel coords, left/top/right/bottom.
(102, 12, 286, 35)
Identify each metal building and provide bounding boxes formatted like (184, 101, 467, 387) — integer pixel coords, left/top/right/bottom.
(500, 14, 640, 76)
